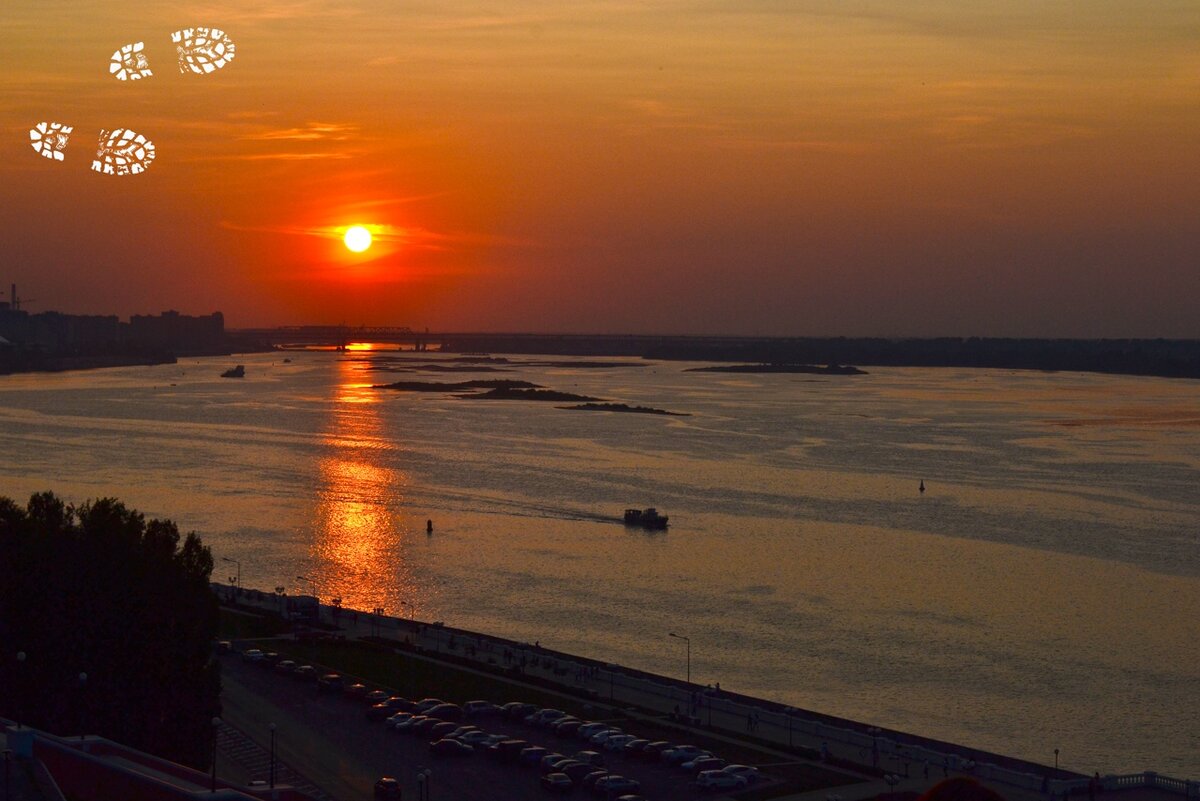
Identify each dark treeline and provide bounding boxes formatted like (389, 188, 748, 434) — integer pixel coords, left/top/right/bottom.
(437, 334, 1200, 379)
(0, 492, 220, 768)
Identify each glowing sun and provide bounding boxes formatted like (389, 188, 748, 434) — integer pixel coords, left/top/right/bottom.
(343, 225, 372, 252)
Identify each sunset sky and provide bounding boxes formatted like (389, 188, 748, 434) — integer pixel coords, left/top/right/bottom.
(2, 1, 1197, 335)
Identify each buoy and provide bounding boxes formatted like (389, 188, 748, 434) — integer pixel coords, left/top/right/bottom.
(919, 480, 926, 493)
(426, 519, 433, 534)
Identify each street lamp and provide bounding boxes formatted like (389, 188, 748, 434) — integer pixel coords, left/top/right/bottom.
(668, 632, 690, 685)
(604, 663, 616, 703)
(211, 717, 222, 792)
(222, 557, 241, 590)
(296, 574, 316, 596)
(1054, 748, 1059, 771)
(15, 652, 26, 729)
(77, 672, 87, 741)
(867, 726, 882, 768)
(401, 601, 416, 621)
(269, 723, 277, 788)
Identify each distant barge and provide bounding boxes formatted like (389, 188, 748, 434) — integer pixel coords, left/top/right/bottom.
(624, 508, 669, 530)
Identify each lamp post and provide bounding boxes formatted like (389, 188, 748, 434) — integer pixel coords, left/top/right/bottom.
(15, 652, 26, 729)
(211, 717, 222, 792)
(668, 632, 690, 685)
(1054, 748, 1059, 771)
(604, 663, 616, 704)
(868, 726, 881, 768)
(222, 557, 240, 591)
(77, 672, 87, 741)
(269, 723, 276, 788)
(402, 601, 415, 622)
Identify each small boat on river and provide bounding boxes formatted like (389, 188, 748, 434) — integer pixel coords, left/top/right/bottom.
(624, 508, 668, 530)
(221, 365, 245, 378)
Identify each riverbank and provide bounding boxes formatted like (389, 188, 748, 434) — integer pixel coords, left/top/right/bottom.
(216, 585, 1144, 801)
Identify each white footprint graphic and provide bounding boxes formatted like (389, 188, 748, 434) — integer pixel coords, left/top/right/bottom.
(172, 27, 236, 75)
(109, 42, 153, 80)
(92, 128, 156, 175)
(29, 122, 73, 161)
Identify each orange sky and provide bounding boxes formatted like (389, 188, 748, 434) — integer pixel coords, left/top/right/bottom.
(2, 1, 1197, 334)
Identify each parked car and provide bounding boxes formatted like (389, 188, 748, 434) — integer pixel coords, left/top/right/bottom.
(456, 731, 494, 748)
(576, 722, 612, 740)
(563, 761, 602, 783)
(502, 701, 538, 719)
(395, 715, 429, 733)
(588, 728, 623, 746)
(662, 744, 707, 764)
(274, 659, 296, 675)
(241, 649, 264, 663)
(373, 776, 402, 800)
(579, 771, 608, 791)
(367, 704, 394, 721)
(445, 725, 479, 739)
(364, 690, 389, 704)
(428, 722, 459, 741)
(622, 739, 649, 756)
(593, 776, 640, 796)
(554, 719, 584, 737)
(292, 665, 318, 681)
(463, 700, 499, 717)
(412, 718, 443, 737)
(696, 770, 747, 790)
(259, 652, 280, 667)
(539, 753, 568, 772)
(217, 640, 232, 654)
(721, 764, 762, 783)
(383, 696, 414, 711)
(429, 738, 474, 758)
(688, 756, 727, 774)
(413, 698, 447, 713)
(426, 703, 463, 722)
(386, 712, 414, 730)
(344, 683, 368, 698)
(519, 746, 550, 767)
(678, 752, 715, 771)
(641, 741, 674, 759)
(573, 750, 604, 767)
(540, 773, 573, 793)
(527, 708, 567, 727)
(317, 673, 344, 693)
(603, 734, 638, 752)
(491, 739, 529, 760)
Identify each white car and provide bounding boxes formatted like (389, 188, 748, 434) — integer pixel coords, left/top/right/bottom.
(697, 770, 748, 790)
(662, 744, 707, 764)
(575, 722, 610, 740)
(588, 728, 624, 745)
(603, 734, 639, 752)
(722, 764, 762, 783)
(241, 649, 264, 663)
(526, 708, 567, 727)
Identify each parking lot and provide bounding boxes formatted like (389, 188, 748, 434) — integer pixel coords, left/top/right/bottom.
(221, 646, 777, 801)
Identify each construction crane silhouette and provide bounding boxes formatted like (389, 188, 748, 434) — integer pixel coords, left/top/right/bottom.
(2, 284, 36, 311)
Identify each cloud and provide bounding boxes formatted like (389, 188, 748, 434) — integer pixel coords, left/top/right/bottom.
(219, 220, 537, 251)
(241, 122, 358, 141)
(181, 0, 360, 23)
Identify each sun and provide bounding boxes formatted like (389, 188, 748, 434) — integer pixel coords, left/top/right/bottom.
(343, 225, 372, 253)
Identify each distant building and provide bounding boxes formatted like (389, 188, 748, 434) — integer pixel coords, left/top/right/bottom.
(127, 309, 225, 354)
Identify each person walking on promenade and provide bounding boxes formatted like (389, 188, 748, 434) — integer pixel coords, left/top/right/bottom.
(746, 713, 753, 732)
(924, 760, 930, 779)
(821, 741, 831, 763)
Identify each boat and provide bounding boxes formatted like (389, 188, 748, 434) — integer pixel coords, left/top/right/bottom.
(221, 365, 245, 378)
(624, 508, 668, 530)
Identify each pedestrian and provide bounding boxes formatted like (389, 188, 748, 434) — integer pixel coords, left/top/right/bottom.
(753, 711, 760, 732)
(746, 713, 753, 732)
(821, 741, 831, 762)
(924, 760, 930, 779)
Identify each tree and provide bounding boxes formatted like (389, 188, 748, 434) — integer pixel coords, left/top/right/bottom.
(0, 492, 220, 768)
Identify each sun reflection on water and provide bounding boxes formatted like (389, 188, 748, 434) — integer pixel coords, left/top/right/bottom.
(309, 360, 418, 613)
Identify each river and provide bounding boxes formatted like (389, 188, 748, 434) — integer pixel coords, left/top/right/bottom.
(1, 348, 1197, 776)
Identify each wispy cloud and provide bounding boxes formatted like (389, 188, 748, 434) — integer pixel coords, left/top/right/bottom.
(241, 122, 357, 141)
(183, 0, 360, 23)
(219, 220, 537, 250)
